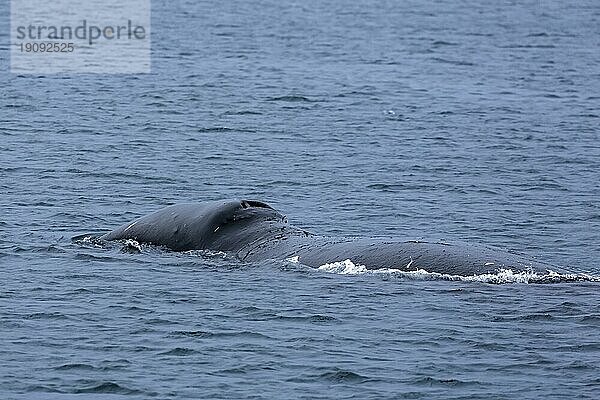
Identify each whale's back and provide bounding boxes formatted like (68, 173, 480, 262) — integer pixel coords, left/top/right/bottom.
(100, 200, 285, 252)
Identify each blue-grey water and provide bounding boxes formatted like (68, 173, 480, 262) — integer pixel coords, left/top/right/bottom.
(1, 0, 600, 398)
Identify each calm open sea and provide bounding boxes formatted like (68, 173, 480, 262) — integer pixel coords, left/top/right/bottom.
(1, 0, 599, 398)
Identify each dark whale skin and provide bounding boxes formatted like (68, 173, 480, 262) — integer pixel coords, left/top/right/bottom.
(100, 199, 564, 275)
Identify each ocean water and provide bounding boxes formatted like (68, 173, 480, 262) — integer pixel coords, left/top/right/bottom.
(1, 0, 600, 398)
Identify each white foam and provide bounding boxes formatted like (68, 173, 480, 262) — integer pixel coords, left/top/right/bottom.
(316, 259, 599, 284)
(318, 259, 369, 274)
(185, 249, 229, 258)
(78, 235, 104, 248)
(121, 239, 142, 253)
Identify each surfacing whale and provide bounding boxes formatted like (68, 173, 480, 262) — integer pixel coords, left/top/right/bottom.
(97, 199, 565, 276)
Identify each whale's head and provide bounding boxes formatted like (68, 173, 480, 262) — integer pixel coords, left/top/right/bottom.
(100, 199, 287, 252)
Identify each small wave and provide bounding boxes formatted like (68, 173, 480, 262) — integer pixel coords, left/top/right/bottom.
(412, 376, 481, 387)
(287, 368, 372, 384)
(491, 313, 556, 322)
(319, 369, 370, 383)
(221, 109, 263, 116)
(170, 330, 214, 338)
(431, 57, 475, 66)
(169, 329, 271, 340)
(266, 95, 314, 102)
(74, 253, 119, 262)
(217, 330, 272, 339)
(316, 259, 599, 284)
(432, 40, 459, 46)
(159, 347, 197, 356)
(25, 312, 69, 320)
(195, 126, 231, 132)
(275, 314, 338, 323)
(54, 363, 98, 371)
(73, 382, 142, 395)
(580, 315, 600, 325)
(30, 244, 66, 254)
(54, 361, 129, 372)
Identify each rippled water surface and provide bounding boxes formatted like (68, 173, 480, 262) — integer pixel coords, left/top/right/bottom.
(1, 0, 599, 398)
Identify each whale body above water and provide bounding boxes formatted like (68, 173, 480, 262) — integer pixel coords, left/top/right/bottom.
(96, 199, 566, 276)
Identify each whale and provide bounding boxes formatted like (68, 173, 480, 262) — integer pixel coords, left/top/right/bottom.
(96, 199, 566, 276)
